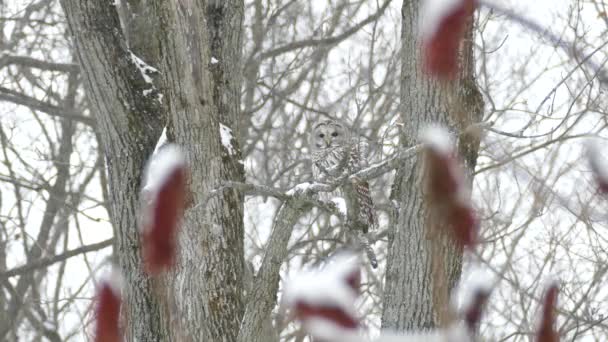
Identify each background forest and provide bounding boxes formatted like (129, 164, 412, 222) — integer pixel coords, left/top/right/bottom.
(0, 0, 607, 341)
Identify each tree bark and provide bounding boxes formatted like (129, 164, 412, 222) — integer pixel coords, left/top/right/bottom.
(381, 0, 483, 331)
(150, 1, 246, 341)
(61, 0, 246, 341)
(59, 1, 168, 341)
(61, 0, 247, 341)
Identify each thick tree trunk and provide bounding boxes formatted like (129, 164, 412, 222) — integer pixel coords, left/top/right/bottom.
(151, 1, 246, 341)
(59, 1, 169, 340)
(381, 0, 483, 331)
(60, 0, 246, 341)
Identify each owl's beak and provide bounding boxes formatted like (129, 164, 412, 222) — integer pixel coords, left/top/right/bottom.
(324, 137, 332, 147)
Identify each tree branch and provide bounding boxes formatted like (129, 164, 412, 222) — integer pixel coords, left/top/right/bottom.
(0, 87, 95, 126)
(0, 53, 80, 73)
(0, 238, 114, 279)
(235, 144, 418, 341)
(479, 0, 608, 87)
(259, 0, 392, 60)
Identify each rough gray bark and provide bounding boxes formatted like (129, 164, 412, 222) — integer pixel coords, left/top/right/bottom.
(59, 1, 168, 341)
(61, 0, 247, 341)
(150, 1, 246, 341)
(381, 0, 483, 331)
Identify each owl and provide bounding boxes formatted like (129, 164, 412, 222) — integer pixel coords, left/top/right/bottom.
(310, 119, 378, 267)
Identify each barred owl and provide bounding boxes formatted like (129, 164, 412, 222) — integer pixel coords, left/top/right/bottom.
(310, 119, 378, 267)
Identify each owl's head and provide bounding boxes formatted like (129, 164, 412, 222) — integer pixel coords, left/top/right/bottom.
(310, 119, 348, 150)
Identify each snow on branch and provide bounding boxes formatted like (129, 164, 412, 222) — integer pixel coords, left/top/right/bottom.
(129, 51, 158, 85)
(93, 271, 122, 342)
(140, 145, 188, 275)
(203, 145, 420, 210)
(421, 126, 478, 247)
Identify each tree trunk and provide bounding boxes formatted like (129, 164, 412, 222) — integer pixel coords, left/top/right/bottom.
(60, 0, 246, 341)
(381, 0, 483, 331)
(151, 1, 246, 341)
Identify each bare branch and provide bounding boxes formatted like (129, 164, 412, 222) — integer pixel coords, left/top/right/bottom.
(0, 87, 95, 126)
(0, 53, 80, 73)
(0, 238, 114, 279)
(259, 0, 392, 60)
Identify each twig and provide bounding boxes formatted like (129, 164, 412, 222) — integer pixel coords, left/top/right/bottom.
(478, 0, 608, 87)
(0, 238, 114, 279)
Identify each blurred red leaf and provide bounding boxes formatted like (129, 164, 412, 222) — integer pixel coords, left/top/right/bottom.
(425, 147, 462, 197)
(142, 165, 187, 275)
(283, 253, 361, 340)
(464, 287, 490, 332)
(586, 141, 608, 193)
(94, 279, 121, 342)
(536, 283, 560, 342)
(344, 268, 361, 294)
(295, 302, 359, 330)
(422, 127, 478, 247)
(447, 201, 479, 246)
(422, 0, 476, 79)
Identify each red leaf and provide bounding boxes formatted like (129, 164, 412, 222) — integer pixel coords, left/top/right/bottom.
(94, 279, 121, 342)
(344, 268, 361, 294)
(422, 126, 478, 247)
(422, 0, 476, 79)
(282, 252, 362, 339)
(295, 302, 359, 329)
(586, 140, 608, 193)
(425, 147, 462, 197)
(141, 146, 188, 275)
(143, 166, 187, 274)
(447, 201, 479, 246)
(464, 287, 491, 332)
(536, 283, 560, 342)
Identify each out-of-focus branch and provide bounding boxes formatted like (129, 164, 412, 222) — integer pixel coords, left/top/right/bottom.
(0, 53, 80, 73)
(0, 87, 95, 126)
(0, 238, 114, 279)
(258, 0, 392, 60)
(479, 0, 608, 86)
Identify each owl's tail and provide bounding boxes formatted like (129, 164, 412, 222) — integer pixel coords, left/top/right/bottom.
(352, 177, 377, 232)
(357, 231, 378, 269)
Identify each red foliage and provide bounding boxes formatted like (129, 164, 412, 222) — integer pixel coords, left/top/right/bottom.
(587, 142, 608, 194)
(424, 140, 478, 247)
(142, 166, 187, 275)
(294, 302, 359, 329)
(344, 268, 361, 294)
(422, 0, 476, 79)
(446, 201, 479, 246)
(93, 280, 122, 342)
(536, 283, 560, 342)
(464, 287, 491, 332)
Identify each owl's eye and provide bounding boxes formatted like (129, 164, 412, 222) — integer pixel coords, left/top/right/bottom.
(318, 133, 325, 138)
(331, 132, 339, 137)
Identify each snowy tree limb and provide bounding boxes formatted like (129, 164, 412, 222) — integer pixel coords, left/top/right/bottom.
(235, 145, 419, 341)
